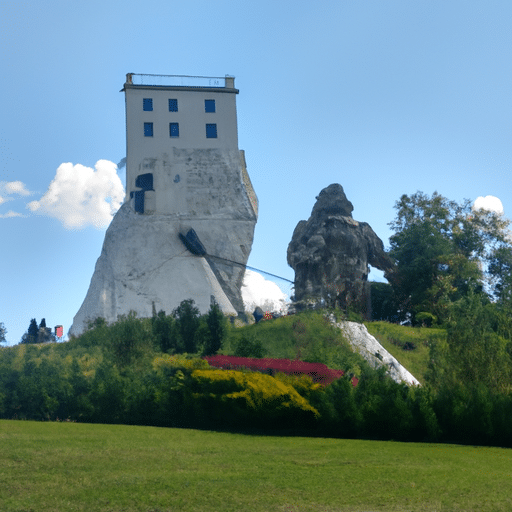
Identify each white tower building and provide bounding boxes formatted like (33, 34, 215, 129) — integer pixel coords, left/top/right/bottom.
(69, 74, 257, 336)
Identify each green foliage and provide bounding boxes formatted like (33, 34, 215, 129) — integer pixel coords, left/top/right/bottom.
(108, 311, 154, 366)
(151, 310, 177, 353)
(0, 322, 6, 344)
(203, 301, 227, 356)
(388, 191, 512, 324)
(3, 299, 512, 447)
(415, 311, 437, 327)
(365, 321, 446, 384)
(172, 299, 201, 353)
(20, 318, 56, 344)
(226, 311, 370, 378)
(20, 318, 39, 344)
(151, 353, 210, 375)
(320, 376, 361, 437)
(370, 282, 402, 322)
(233, 335, 266, 358)
(488, 244, 512, 304)
(443, 292, 512, 393)
(188, 368, 319, 429)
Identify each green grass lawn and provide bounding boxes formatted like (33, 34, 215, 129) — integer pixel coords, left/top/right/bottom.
(365, 322, 446, 384)
(1, 420, 511, 511)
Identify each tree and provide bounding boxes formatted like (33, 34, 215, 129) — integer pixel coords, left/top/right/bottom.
(109, 311, 152, 365)
(21, 319, 39, 344)
(370, 282, 402, 322)
(202, 301, 227, 356)
(151, 310, 177, 353)
(388, 191, 511, 324)
(488, 245, 512, 305)
(172, 299, 201, 353)
(428, 292, 512, 394)
(0, 322, 6, 344)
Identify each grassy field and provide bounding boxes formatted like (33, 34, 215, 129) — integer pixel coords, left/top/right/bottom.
(1, 420, 511, 511)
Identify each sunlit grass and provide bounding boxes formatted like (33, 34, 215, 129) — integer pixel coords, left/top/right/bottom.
(365, 321, 446, 384)
(1, 420, 511, 511)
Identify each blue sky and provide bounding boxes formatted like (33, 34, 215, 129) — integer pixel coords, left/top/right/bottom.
(1, 0, 511, 345)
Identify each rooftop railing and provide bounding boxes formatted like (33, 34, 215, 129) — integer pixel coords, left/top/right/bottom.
(126, 73, 234, 88)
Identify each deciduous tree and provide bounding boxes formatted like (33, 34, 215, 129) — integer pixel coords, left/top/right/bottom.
(388, 191, 511, 324)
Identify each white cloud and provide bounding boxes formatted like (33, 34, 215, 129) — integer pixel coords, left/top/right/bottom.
(242, 269, 289, 313)
(0, 181, 30, 219)
(4, 181, 31, 196)
(473, 195, 504, 215)
(0, 210, 24, 218)
(27, 160, 125, 229)
(0, 180, 32, 203)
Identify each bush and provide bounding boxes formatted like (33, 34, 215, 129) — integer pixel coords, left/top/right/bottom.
(187, 368, 320, 430)
(234, 335, 266, 358)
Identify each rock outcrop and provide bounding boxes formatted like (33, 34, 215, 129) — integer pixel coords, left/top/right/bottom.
(287, 184, 394, 318)
(70, 149, 257, 337)
(335, 319, 420, 385)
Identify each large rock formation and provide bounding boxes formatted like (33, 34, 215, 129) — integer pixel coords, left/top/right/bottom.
(287, 184, 393, 317)
(69, 149, 257, 337)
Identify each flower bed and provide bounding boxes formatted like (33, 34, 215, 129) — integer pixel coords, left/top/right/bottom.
(203, 355, 351, 386)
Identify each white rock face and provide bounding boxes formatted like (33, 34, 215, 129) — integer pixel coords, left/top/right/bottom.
(70, 148, 258, 337)
(332, 318, 421, 386)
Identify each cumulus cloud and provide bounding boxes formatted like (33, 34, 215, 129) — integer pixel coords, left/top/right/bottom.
(27, 160, 125, 229)
(4, 181, 31, 196)
(242, 269, 289, 313)
(0, 210, 24, 218)
(473, 195, 504, 215)
(0, 180, 32, 203)
(0, 180, 31, 218)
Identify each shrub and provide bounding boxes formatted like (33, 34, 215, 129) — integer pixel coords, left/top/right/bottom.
(187, 369, 320, 429)
(234, 335, 266, 358)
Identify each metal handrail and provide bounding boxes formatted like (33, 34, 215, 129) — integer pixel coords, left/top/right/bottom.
(126, 73, 231, 88)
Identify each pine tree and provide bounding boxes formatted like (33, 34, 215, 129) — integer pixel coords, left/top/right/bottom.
(21, 318, 39, 344)
(173, 299, 200, 353)
(203, 301, 227, 356)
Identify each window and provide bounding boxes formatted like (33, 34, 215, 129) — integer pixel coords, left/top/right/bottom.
(206, 123, 217, 138)
(169, 123, 179, 137)
(144, 122, 153, 137)
(205, 99, 215, 113)
(169, 99, 178, 112)
(143, 98, 153, 111)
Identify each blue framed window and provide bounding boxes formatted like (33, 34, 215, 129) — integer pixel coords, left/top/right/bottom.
(205, 99, 215, 113)
(169, 123, 179, 137)
(169, 99, 178, 112)
(144, 122, 153, 137)
(206, 123, 217, 138)
(143, 98, 153, 111)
